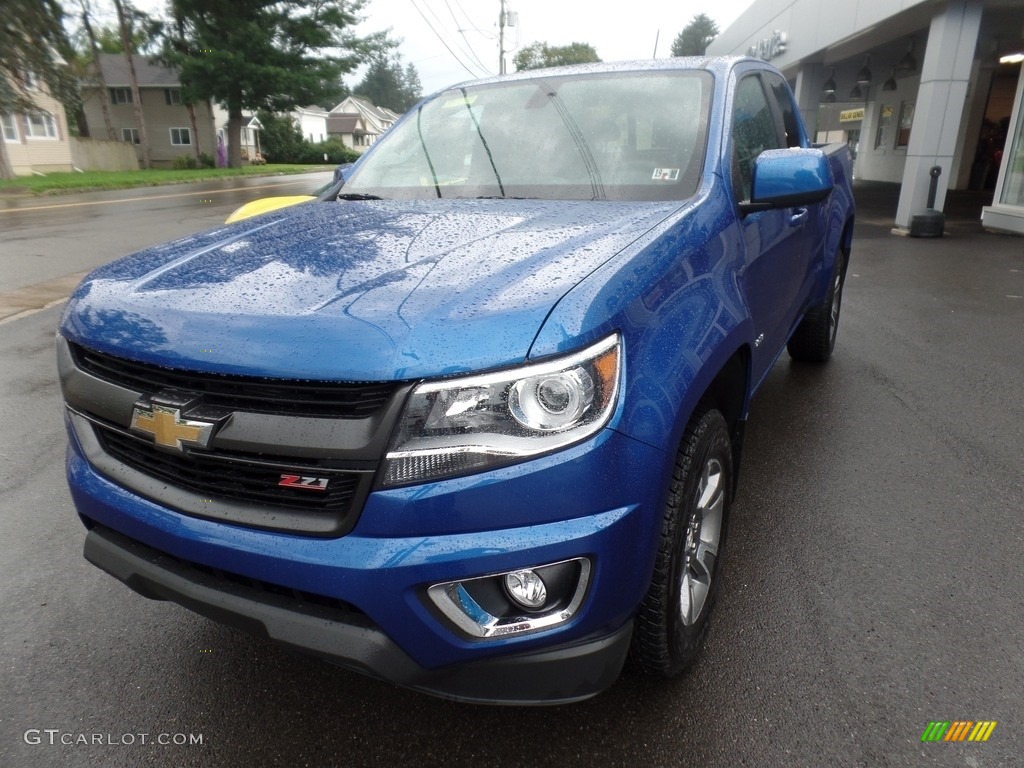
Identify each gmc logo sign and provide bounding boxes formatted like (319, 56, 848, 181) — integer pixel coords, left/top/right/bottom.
(278, 474, 329, 492)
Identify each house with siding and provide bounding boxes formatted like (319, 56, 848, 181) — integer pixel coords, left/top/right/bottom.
(293, 105, 329, 144)
(327, 96, 401, 152)
(210, 104, 264, 163)
(1, 70, 74, 175)
(80, 54, 217, 168)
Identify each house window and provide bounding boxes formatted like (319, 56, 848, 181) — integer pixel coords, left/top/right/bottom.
(164, 88, 182, 105)
(110, 87, 133, 105)
(23, 111, 57, 139)
(24, 70, 39, 90)
(1, 113, 18, 142)
(169, 127, 191, 145)
(121, 127, 140, 144)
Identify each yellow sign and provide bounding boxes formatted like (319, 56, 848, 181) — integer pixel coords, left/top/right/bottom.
(840, 108, 865, 123)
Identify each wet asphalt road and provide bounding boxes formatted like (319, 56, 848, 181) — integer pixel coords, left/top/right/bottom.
(0, 187, 1021, 767)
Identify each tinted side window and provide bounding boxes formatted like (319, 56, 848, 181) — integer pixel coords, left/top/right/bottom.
(731, 75, 783, 201)
(764, 73, 803, 148)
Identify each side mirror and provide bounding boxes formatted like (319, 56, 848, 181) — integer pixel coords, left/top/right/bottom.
(739, 148, 834, 215)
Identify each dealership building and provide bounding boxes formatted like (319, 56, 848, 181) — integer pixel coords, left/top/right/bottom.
(708, 0, 1024, 234)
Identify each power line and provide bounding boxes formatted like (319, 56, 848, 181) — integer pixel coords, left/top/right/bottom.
(409, 0, 485, 79)
(444, 0, 492, 74)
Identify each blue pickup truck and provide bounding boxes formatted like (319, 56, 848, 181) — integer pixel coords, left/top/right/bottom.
(58, 57, 853, 704)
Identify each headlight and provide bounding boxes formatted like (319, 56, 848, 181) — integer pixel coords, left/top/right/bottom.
(382, 334, 621, 486)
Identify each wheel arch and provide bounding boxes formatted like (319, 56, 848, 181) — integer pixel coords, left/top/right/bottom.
(692, 345, 751, 498)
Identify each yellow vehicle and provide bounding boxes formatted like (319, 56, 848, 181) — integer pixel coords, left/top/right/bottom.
(224, 195, 316, 223)
(225, 163, 352, 223)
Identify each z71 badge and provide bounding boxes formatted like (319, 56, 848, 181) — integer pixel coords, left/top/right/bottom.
(278, 474, 330, 492)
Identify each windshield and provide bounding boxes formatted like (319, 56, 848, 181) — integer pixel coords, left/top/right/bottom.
(340, 70, 713, 202)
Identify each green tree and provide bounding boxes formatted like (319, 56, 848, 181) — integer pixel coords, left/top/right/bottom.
(91, 21, 162, 55)
(512, 42, 600, 72)
(353, 43, 422, 112)
(255, 109, 305, 163)
(164, 0, 373, 168)
(403, 62, 422, 108)
(317, 80, 351, 111)
(0, 0, 78, 178)
(670, 14, 719, 57)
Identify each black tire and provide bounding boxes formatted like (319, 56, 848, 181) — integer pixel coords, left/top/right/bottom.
(631, 408, 732, 677)
(787, 249, 847, 362)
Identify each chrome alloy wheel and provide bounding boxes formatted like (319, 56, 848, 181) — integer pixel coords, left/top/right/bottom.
(678, 456, 724, 627)
(828, 267, 844, 344)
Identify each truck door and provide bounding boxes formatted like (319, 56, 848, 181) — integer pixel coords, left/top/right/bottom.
(730, 73, 812, 382)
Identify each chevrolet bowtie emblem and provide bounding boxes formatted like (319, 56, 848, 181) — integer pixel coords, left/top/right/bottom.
(130, 404, 216, 452)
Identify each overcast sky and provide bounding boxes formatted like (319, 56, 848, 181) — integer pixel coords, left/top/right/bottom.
(118, 0, 756, 98)
(359, 0, 756, 94)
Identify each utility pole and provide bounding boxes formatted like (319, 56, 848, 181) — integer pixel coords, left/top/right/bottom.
(498, 0, 506, 74)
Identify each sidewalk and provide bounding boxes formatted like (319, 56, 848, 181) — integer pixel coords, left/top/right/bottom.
(851, 180, 1003, 238)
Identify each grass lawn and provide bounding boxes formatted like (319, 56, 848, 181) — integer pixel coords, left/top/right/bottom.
(0, 164, 326, 195)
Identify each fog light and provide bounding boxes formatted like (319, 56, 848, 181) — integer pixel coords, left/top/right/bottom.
(426, 557, 591, 639)
(504, 569, 547, 609)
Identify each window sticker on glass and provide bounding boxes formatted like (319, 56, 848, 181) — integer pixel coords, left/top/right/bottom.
(443, 94, 477, 109)
(652, 168, 680, 181)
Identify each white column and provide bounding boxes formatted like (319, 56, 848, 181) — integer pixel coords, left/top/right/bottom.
(895, 0, 983, 228)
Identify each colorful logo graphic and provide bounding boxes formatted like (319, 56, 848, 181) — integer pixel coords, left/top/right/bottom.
(921, 721, 997, 742)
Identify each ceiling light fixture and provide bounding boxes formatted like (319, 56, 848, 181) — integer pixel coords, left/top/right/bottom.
(822, 67, 836, 95)
(897, 40, 917, 73)
(856, 55, 872, 84)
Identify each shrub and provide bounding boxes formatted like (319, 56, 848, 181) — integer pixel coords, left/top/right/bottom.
(297, 138, 360, 166)
(197, 152, 215, 168)
(172, 154, 197, 170)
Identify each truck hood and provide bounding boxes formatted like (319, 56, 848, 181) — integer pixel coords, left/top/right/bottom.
(61, 199, 682, 380)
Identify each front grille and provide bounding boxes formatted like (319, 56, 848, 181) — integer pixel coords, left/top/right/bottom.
(69, 342, 399, 419)
(96, 424, 364, 515)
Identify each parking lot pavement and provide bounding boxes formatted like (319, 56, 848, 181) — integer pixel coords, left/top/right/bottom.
(0, 183, 1020, 767)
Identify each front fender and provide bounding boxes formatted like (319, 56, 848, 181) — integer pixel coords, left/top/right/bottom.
(531, 180, 753, 457)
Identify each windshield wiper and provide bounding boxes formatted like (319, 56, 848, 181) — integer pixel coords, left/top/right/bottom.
(475, 195, 533, 199)
(336, 193, 385, 201)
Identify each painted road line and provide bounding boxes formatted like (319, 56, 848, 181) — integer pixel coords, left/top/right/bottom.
(0, 270, 90, 323)
(0, 177, 318, 215)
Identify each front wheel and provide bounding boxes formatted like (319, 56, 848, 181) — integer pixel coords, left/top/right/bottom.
(787, 250, 847, 362)
(631, 408, 733, 677)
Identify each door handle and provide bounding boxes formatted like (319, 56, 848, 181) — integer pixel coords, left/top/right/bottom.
(788, 208, 809, 227)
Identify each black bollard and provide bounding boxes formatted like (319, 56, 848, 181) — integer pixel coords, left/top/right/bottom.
(909, 165, 945, 237)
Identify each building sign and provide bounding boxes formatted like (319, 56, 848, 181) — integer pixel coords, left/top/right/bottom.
(747, 31, 788, 61)
(840, 108, 865, 123)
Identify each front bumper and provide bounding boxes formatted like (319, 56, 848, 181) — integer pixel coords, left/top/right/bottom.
(85, 525, 632, 704)
(66, 420, 668, 703)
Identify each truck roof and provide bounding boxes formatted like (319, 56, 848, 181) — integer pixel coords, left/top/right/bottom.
(433, 56, 764, 97)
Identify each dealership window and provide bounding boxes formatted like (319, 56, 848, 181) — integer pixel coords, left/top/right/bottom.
(1, 113, 18, 142)
(23, 111, 57, 139)
(164, 88, 182, 105)
(875, 105, 893, 149)
(998, 94, 1024, 207)
(121, 127, 140, 144)
(896, 102, 915, 148)
(110, 87, 132, 104)
(169, 127, 191, 145)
